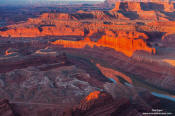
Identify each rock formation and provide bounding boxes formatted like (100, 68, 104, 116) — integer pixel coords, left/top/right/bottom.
(0, 2, 175, 38)
(112, 1, 142, 11)
(96, 63, 133, 84)
(111, 0, 174, 12)
(0, 36, 175, 115)
(51, 32, 155, 57)
(0, 99, 15, 116)
(62, 88, 171, 116)
(0, 1, 175, 116)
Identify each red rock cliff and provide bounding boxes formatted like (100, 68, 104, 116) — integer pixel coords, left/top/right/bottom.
(111, 0, 174, 12)
(51, 31, 156, 57)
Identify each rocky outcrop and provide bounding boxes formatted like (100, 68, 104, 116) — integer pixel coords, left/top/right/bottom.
(67, 91, 117, 116)
(111, 0, 174, 12)
(0, 4, 175, 38)
(0, 26, 84, 38)
(0, 49, 71, 73)
(0, 36, 175, 115)
(0, 55, 104, 116)
(0, 99, 15, 116)
(5, 48, 19, 56)
(96, 63, 133, 84)
(105, 0, 174, 4)
(51, 31, 155, 57)
(0, 12, 84, 38)
(62, 88, 167, 116)
(112, 2, 142, 11)
(162, 2, 175, 12)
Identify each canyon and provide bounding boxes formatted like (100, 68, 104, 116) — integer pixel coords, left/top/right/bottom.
(0, 0, 175, 116)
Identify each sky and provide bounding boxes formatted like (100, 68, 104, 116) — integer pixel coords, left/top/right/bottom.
(0, 0, 105, 6)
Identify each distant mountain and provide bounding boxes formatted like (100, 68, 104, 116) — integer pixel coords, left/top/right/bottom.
(104, 0, 175, 5)
(105, 0, 174, 2)
(104, 0, 175, 7)
(0, 0, 102, 6)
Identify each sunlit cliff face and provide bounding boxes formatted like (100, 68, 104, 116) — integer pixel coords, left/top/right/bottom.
(0, 26, 84, 38)
(51, 33, 155, 57)
(96, 63, 133, 84)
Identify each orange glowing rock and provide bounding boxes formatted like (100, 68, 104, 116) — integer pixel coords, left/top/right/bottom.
(5, 48, 18, 56)
(111, 2, 121, 11)
(51, 32, 156, 57)
(96, 64, 132, 84)
(0, 27, 40, 37)
(127, 2, 142, 11)
(161, 2, 174, 12)
(163, 59, 175, 67)
(112, 2, 142, 12)
(0, 25, 84, 37)
(39, 13, 76, 20)
(138, 11, 158, 20)
(5, 51, 11, 56)
(111, 1, 175, 20)
(85, 91, 101, 102)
